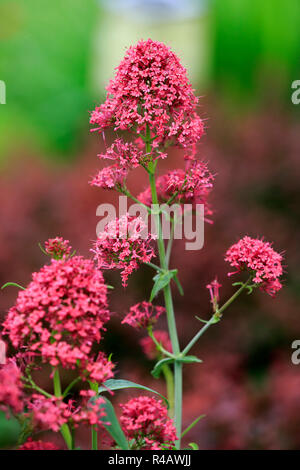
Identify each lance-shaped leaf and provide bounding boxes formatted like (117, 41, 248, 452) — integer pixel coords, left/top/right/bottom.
(1, 282, 25, 291)
(181, 414, 206, 438)
(97, 397, 129, 450)
(99, 379, 169, 407)
(150, 269, 177, 302)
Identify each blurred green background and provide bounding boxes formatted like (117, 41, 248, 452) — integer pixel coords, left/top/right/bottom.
(1, 0, 299, 159)
(1, 0, 300, 450)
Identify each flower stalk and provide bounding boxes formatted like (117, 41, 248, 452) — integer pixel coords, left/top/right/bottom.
(52, 368, 73, 450)
(147, 131, 182, 449)
(182, 277, 252, 356)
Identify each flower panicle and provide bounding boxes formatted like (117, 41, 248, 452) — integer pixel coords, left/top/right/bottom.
(225, 236, 284, 297)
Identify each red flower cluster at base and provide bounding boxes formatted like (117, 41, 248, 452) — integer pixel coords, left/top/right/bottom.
(120, 396, 177, 450)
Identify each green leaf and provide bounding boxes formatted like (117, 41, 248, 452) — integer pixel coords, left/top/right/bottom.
(151, 358, 174, 378)
(150, 270, 177, 302)
(173, 273, 184, 296)
(151, 356, 202, 378)
(195, 316, 209, 324)
(1, 282, 25, 291)
(181, 414, 206, 438)
(97, 397, 129, 450)
(232, 281, 256, 295)
(99, 379, 168, 407)
(0, 412, 21, 449)
(38, 242, 48, 255)
(188, 442, 199, 450)
(180, 355, 202, 364)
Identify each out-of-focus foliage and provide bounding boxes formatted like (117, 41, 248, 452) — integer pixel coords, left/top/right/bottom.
(0, 411, 20, 448)
(0, 0, 98, 158)
(1, 0, 300, 160)
(210, 0, 300, 106)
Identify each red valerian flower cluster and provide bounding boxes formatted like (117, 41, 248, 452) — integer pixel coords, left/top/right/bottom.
(44, 237, 72, 259)
(19, 438, 60, 450)
(0, 361, 23, 415)
(90, 39, 204, 150)
(139, 160, 214, 220)
(90, 163, 128, 190)
(122, 301, 165, 329)
(120, 396, 177, 450)
(3, 254, 113, 380)
(28, 394, 72, 432)
(90, 138, 168, 191)
(28, 391, 107, 433)
(225, 236, 283, 296)
(99, 139, 145, 168)
(72, 391, 108, 428)
(140, 330, 172, 360)
(93, 214, 156, 287)
(84, 352, 114, 383)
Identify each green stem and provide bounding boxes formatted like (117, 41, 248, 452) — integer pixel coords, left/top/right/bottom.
(147, 128, 182, 449)
(52, 368, 73, 450)
(91, 425, 98, 451)
(90, 381, 99, 450)
(182, 278, 251, 356)
(174, 360, 182, 446)
(148, 327, 175, 358)
(23, 375, 53, 399)
(162, 364, 174, 419)
(165, 218, 174, 268)
(63, 377, 81, 398)
(149, 172, 180, 353)
(146, 261, 164, 273)
(181, 414, 206, 439)
(181, 316, 217, 357)
(120, 186, 151, 213)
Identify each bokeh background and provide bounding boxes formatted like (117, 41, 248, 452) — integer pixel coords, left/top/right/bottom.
(1, 0, 300, 450)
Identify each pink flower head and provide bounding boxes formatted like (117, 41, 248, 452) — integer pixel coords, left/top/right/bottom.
(19, 438, 60, 450)
(120, 396, 177, 450)
(72, 391, 108, 429)
(90, 164, 128, 190)
(225, 236, 284, 296)
(44, 237, 72, 259)
(0, 361, 23, 415)
(29, 391, 109, 433)
(122, 302, 165, 329)
(139, 161, 214, 222)
(206, 278, 222, 305)
(3, 256, 112, 377)
(28, 394, 71, 432)
(90, 39, 204, 150)
(140, 330, 172, 360)
(98, 138, 144, 168)
(83, 352, 114, 383)
(93, 214, 155, 287)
